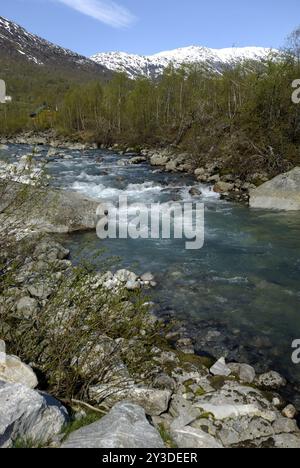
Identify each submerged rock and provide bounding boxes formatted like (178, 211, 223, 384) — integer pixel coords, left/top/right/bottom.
(61, 402, 165, 449)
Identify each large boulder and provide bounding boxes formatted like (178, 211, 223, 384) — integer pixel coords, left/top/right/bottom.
(61, 402, 165, 448)
(249, 167, 300, 210)
(0, 181, 100, 233)
(0, 381, 68, 448)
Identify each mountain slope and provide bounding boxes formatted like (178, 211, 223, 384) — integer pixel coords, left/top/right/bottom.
(91, 45, 277, 79)
(0, 16, 111, 79)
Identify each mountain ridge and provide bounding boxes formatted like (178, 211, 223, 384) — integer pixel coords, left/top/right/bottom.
(91, 45, 278, 79)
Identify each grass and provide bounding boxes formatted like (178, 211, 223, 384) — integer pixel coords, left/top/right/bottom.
(63, 411, 103, 440)
(158, 424, 177, 449)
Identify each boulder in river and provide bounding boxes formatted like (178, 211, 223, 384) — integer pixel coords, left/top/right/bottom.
(249, 167, 300, 210)
(0, 181, 100, 234)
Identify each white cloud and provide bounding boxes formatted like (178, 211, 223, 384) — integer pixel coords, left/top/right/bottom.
(56, 0, 136, 28)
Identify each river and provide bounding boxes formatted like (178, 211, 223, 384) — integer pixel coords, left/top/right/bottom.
(2, 143, 300, 395)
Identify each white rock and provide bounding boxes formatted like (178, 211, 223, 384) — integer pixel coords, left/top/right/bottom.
(62, 402, 164, 448)
(210, 357, 231, 377)
(250, 167, 300, 211)
(170, 426, 223, 449)
(0, 381, 68, 448)
(0, 355, 38, 389)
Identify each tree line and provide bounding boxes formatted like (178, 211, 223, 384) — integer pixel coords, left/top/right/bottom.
(1, 30, 300, 177)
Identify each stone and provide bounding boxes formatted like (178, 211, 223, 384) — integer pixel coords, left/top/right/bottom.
(114, 269, 138, 283)
(282, 404, 297, 419)
(273, 434, 300, 449)
(194, 168, 205, 177)
(170, 426, 223, 449)
(189, 187, 202, 197)
(125, 280, 141, 291)
(257, 371, 287, 390)
(150, 153, 171, 166)
(0, 354, 38, 389)
(0, 181, 100, 234)
(272, 417, 298, 434)
(62, 402, 165, 448)
(249, 167, 300, 211)
(128, 157, 146, 165)
(176, 338, 195, 355)
(27, 283, 52, 300)
(210, 357, 231, 377)
(194, 382, 277, 423)
(16, 296, 39, 318)
(140, 272, 155, 282)
(228, 363, 256, 384)
(0, 381, 68, 448)
(90, 384, 171, 416)
(213, 182, 234, 193)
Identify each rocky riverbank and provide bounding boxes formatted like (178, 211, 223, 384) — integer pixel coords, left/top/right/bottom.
(0, 230, 300, 448)
(1, 134, 300, 448)
(0, 131, 268, 204)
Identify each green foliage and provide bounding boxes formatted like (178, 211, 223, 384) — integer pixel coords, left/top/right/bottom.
(2, 53, 300, 175)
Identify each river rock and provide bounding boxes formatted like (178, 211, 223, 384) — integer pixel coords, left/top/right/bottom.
(213, 181, 234, 193)
(282, 404, 297, 419)
(257, 371, 287, 390)
(129, 157, 146, 165)
(150, 153, 171, 166)
(210, 357, 231, 377)
(61, 402, 165, 449)
(249, 167, 300, 210)
(0, 181, 100, 234)
(0, 381, 68, 448)
(228, 363, 256, 384)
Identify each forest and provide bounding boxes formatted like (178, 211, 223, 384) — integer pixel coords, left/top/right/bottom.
(1, 36, 300, 178)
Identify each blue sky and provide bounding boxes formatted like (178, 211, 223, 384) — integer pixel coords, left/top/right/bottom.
(1, 0, 300, 56)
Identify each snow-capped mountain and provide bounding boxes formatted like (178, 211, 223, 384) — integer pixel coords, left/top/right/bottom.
(91, 46, 277, 79)
(0, 16, 110, 78)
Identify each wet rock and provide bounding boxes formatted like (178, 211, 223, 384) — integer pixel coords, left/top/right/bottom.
(128, 157, 146, 165)
(62, 402, 165, 449)
(141, 272, 155, 282)
(189, 187, 202, 197)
